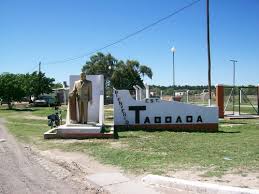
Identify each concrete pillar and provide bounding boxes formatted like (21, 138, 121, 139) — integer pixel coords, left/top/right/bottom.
(144, 83, 150, 99)
(133, 86, 139, 100)
(63, 90, 67, 105)
(216, 84, 224, 118)
(186, 90, 189, 103)
(99, 94, 104, 125)
(136, 85, 142, 100)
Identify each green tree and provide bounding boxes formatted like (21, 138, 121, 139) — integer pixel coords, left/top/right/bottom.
(82, 52, 153, 96)
(82, 52, 117, 100)
(82, 52, 117, 85)
(139, 65, 153, 80)
(0, 73, 26, 108)
(52, 82, 63, 89)
(27, 71, 55, 98)
(111, 60, 145, 90)
(0, 72, 55, 108)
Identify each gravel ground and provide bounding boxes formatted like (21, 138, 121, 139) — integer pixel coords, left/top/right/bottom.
(0, 119, 106, 194)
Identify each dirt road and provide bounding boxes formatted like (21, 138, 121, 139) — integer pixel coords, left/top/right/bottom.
(0, 118, 191, 194)
(0, 119, 105, 194)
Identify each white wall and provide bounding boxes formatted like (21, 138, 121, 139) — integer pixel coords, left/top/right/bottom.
(114, 90, 218, 125)
(70, 75, 104, 123)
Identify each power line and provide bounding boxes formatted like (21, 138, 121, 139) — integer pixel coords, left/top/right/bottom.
(43, 0, 201, 65)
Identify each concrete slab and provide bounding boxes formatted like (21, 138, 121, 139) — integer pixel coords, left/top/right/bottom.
(87, 172, 130, 187)
(87, 172, 160, 194)
(104, 180, 160, 194)
(57, 124, 102, 134)
(142, 174, 259, 194)
(44, 126, 114, 139)
(220, 123, 244, 127)
(224, 113, 259, 120)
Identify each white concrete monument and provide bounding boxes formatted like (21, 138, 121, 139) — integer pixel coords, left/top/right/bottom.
(113, 89, 218, 132)
(56, 75, 104, 137)
(44, 74, 113, 139)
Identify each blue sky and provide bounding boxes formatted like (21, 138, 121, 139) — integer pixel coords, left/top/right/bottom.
(0, 0, 258, 86)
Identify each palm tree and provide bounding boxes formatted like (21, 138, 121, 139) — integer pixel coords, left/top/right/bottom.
(111, 60, 144, 90)
(139, 65, 153, 80)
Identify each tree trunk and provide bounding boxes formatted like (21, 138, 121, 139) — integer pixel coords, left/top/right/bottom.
(8, 102, 13, 109)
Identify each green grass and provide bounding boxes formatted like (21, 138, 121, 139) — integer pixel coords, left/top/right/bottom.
(0, 104, 259, 177)
(30, 107, 67, 118)
(85, 122, 259, 175)
(225, 105, 258, 114)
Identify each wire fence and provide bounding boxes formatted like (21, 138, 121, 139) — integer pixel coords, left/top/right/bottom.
(224, 86, 258, 115)
(149, 88, 216, 106)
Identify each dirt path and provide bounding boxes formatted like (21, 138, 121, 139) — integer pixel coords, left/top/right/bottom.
(0, 119, 106, 194)
(0, 118, 190, 194)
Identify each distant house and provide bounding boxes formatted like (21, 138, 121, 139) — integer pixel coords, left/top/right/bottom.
(52, 87, 69, 105)
(52, 82, 69, 104)
(175, 91, 185, 96)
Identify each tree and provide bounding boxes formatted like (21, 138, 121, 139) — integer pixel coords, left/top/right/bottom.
(52, 82, 63, 89)
(0, 73, 26, 108)
(82, 52, 117, 101)
(139, 65, 153, 80)
(111, 60, 146, 90)
(0, 72, 55, 108)
(82, 52, 153, 98)
(26, 71, 55, 98)
(82, 52, 117, 85)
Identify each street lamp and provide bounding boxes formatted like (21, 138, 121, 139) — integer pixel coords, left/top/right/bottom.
(230, 60, 237, 87)
(171, 47, 176, 96)
(230, 59, 238, 114)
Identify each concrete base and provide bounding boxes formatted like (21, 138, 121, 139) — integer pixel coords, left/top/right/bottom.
(224, 114, 259, 120)
(57, 122, 102, 134)
(44, 123, 114, 139)
(87, 172, 159, 194)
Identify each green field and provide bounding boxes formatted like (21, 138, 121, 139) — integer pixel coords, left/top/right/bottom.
(0, 104, 259, 177)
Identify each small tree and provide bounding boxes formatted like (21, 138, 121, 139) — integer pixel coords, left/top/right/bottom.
(0, 72, 55, 108)
(0, 73, 26, 108)
(26, 71, 55, 98)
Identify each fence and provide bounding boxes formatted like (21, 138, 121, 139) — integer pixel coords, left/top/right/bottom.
(224, 86, 259, 115)
(151, 89, 216, 106)
(117, 85, 259, 116)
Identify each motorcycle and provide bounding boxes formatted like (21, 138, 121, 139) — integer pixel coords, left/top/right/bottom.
(47, 106, 62, 128)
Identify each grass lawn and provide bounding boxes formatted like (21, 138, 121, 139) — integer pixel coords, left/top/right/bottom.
(225, 105, 258, 115)
(0, 104, 259, 177)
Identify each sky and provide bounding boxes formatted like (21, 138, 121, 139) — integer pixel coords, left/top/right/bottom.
(0, 0, 258, 86)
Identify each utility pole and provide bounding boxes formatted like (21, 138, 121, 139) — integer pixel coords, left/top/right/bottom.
(206, 0, 212, 106)
(38, 61, 41, 97)
(173, 51, 175, 88)
(38, 61, 41, 73)
(230, 59, 238, 114)
(171, 47, 176, 97)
